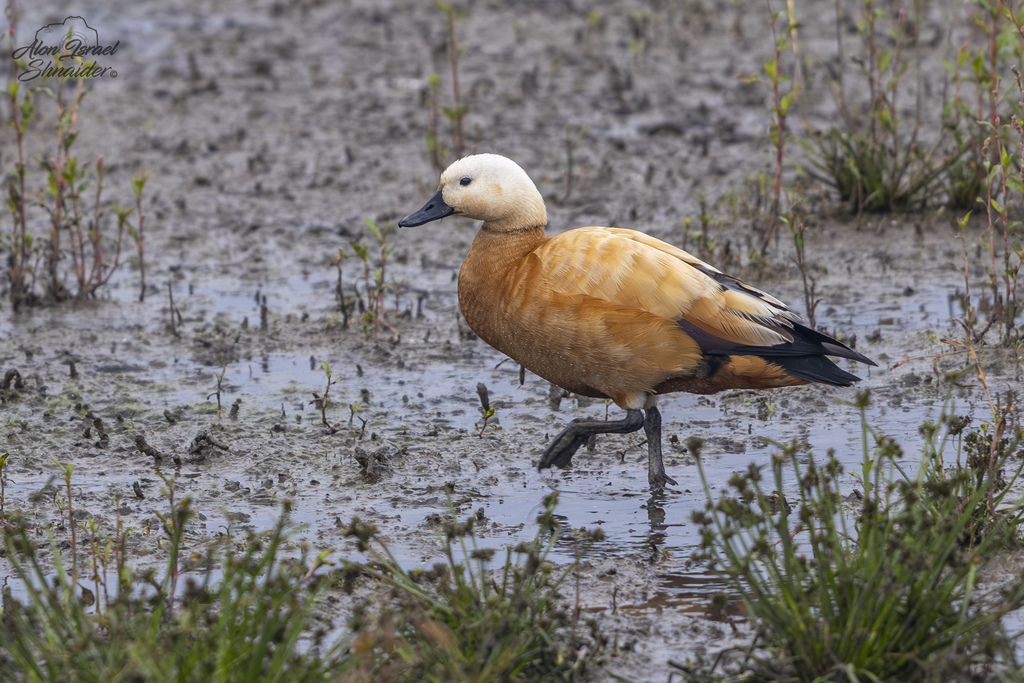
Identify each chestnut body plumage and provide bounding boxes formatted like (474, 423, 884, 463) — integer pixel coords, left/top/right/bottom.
(400, 154, 875, 489)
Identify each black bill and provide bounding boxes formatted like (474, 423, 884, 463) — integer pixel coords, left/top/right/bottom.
(398, 189, 454, 227)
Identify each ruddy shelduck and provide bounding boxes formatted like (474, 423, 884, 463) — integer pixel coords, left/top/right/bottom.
(399, 154, 875, 490)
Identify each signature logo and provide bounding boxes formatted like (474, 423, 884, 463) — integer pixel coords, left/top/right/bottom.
(12, 17, 119, 82)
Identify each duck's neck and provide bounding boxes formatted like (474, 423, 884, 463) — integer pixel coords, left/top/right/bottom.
(458, 224, 547, 339)
(466, 223, 547, 271)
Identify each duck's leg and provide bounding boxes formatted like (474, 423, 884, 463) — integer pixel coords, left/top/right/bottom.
(538, 409, 644, 470)
(643, 406, 677, 489)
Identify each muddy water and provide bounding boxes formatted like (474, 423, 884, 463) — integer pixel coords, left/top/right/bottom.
(2, 0, 1022, 678)
(0, 222, 979, 597)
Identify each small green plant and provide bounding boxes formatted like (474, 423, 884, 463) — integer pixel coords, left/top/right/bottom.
(40, 69, 83, 301)
(347, 400, 362, 424)
(347, 217, 399, 340)
(426, 72, 446, 171)
(579, 10, 605, 56)
(688, 390, 1024, 681)
(475, 381, 495, 437)
(759, 0, 799, 253)
(313, 360, 340, 427)
(681, 194, 722, 265)
(4, 49, 34, 308)
(942, 41, 987, 210)
(340, 492, 604, 682)
(784, 215, 818, 328)
(126, 172, 150, 302)
(207, 354, 230, 417)
(344, 401, 367, 439)
(426, 2, 466, 172)
(2, 11, 150, 308)
(626, 9, 652, 61)
(50, 458, 79, 586)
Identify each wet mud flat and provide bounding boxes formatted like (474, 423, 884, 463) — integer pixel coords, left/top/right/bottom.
(2, 0, 1023, 679)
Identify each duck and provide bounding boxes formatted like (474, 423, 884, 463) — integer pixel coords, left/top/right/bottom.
(398, 153, 875, 490)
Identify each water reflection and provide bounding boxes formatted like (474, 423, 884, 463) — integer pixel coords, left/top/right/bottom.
(616, 569, 746, 622)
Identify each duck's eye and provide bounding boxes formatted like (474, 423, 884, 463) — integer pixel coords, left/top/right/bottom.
(460, 177, 472, 186)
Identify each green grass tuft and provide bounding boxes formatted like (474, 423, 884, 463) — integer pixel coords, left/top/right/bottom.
(339, 492, 605, 682)
(0, 496, 349, 682)
(687, 390, 1024, 682)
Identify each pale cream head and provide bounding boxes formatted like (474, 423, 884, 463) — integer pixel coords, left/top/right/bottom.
(439, 154, 548, 232)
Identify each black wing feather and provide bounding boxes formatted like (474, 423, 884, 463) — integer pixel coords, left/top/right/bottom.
(678, 319, 875, 388)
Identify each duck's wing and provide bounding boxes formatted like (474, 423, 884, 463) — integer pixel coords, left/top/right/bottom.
(530, 227, 803, 349)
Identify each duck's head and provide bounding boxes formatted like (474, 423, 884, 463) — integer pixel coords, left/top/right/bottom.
(399, 154, 547, 232)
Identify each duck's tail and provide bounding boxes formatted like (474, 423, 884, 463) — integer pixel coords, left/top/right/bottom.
(678, 319, 876, 387)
